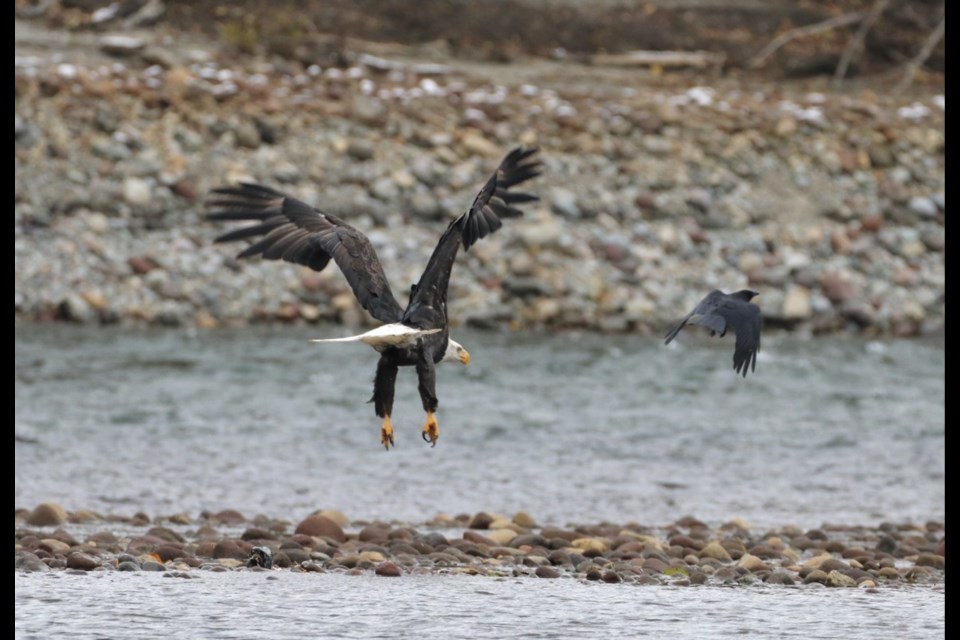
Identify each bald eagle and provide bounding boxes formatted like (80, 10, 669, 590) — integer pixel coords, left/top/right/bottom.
(207, 147, 541, 448)
(663, 289, 762, 377)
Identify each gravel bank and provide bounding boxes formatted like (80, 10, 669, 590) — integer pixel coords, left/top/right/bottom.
(15, 502, 946, 586)
(15, 19, 945, 336)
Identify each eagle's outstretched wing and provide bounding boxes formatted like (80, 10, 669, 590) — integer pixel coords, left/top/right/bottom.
(403, 147, 542, 327)
(462, 146, 542, 251)
(664, 289, 762, 377)
(206, 183, 404, 324)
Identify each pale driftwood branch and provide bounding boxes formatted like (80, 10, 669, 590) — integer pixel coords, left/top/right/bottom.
(356, 53, 452, 76)
(892, 13, 945, 95)
(749, 11, 865, 69)
(590, 50, 726, 70)
(833, 0, 891, 87)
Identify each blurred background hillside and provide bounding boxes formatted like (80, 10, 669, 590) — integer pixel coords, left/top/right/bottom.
(15, 0, 945, 336)
(19, 0, 947, 77)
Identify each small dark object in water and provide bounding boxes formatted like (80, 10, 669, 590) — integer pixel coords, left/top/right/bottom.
(247, 546, 273, 569)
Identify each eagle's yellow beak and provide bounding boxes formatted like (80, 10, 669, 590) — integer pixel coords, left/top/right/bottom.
(458, 349, 471, 366)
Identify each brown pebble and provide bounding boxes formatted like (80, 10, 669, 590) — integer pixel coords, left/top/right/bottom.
(860, 214, 884, 231)
(69, 509, 103, 524)
(288, 534, 315, 547)
(876, 566, 901, 579)
(674, 516, 708, 528)
(210, 509, 246, 525)
(822, 540, 846, 553)
(642, 557, 669, 573)
(66, 552, 100, 571)
(512, 511, 536, 529)
(154, 545, 187, 562)
(914, 553, 945, 570)
(211, 540, 248, 560)
(357, 526, 388, 543)
(147, 526, 185, 544)
(294, 515, 345, 542)
(463, 530, 498, 546)
(419, 532, 449, 549)
(38, 539, 71, 555)
(699, 541, 732, 562)
(49, 530, 79, 545)
(841, 547, 873, 560)
(817, 557, 850, 572)
(746, 544, 782, 560)
(241, 527, 277, 541)
(601, 570, 622, 583)
(127, 256, 161, 275)
(282, 549, 310, 565)
(375, 561, 402, 577)
(386, 541, 419, 557)
(803, 569, 829, 584)
(386, 527, 416, 541)
(468, 512, 494, 529)
(764, 570, 797, 585)
(26, 503, 68, 527)
(83, 530, 116, 546)
(449, 540, 489, 558)
(510, 533, 549, 549)
(535, 565, 560, 579)
(539, 527, 579, 542)
(170, 178, 198, 201)
(669, 534, 704, 551)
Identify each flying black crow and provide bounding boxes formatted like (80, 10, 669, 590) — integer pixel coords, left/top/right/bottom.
(664, 289, 762, 377)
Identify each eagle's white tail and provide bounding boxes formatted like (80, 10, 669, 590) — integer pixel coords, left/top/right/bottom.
(310, 324, 440, 348)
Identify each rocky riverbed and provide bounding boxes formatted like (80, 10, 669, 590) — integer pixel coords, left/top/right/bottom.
(15, 502, 946, 587)
(14, 16, 945, 336)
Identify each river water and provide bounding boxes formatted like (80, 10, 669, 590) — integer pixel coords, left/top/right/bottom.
(15, 324, 945, 638)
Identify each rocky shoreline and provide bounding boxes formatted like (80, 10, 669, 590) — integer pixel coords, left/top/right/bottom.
(15, 18, 945, 337)
(15, 502, 945, 587)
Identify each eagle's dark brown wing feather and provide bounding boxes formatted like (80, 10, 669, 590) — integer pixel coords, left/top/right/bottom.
(402, 147, 542, 328)
(206, 184, 404, 324)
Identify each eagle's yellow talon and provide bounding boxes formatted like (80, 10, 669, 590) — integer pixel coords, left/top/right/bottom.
(422, 412, 439, 448)
(380, 417, 395, 450)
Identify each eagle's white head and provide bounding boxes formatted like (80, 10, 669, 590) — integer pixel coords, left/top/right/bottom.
(443, 338, 471, 365)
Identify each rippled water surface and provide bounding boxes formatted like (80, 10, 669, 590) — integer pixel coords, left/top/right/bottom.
(15, 324, 944, 528)
(15, 324, 945, 639)
(14, 571, 945, 640)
